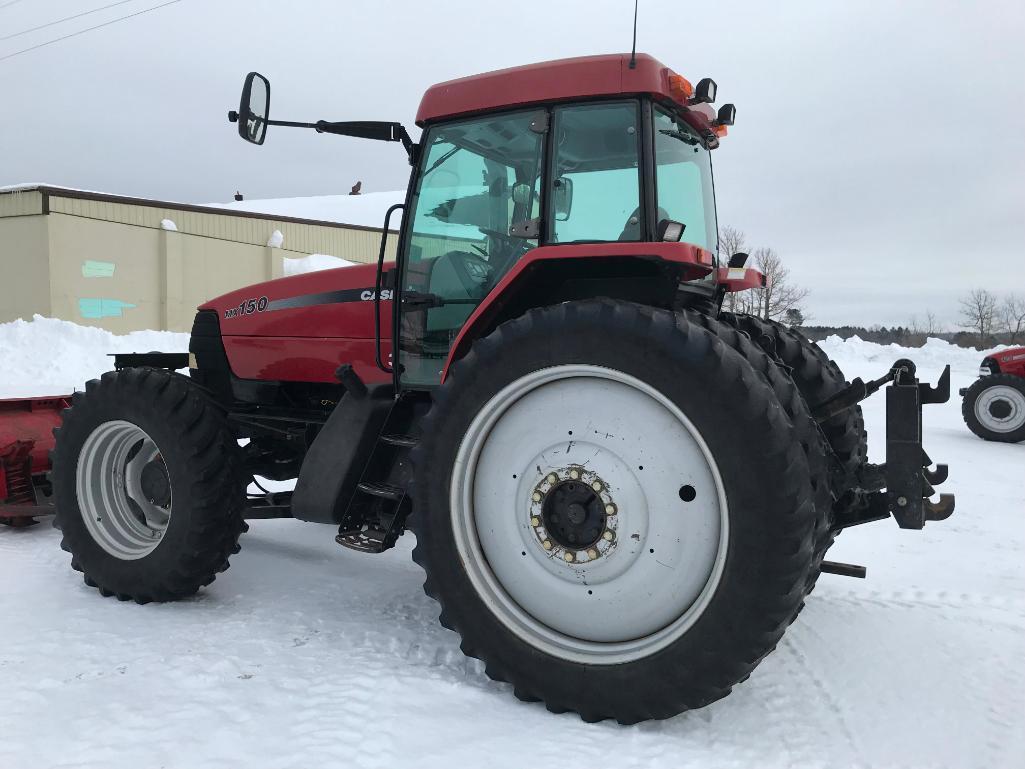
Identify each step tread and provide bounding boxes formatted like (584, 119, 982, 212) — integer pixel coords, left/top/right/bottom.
(380, 434, 419, 448)
(356, 481, 405, 501)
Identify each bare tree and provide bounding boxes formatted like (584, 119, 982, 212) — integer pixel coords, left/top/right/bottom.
(715, 227, 808, 321)
(718, 225, 747, 264)
(1001, 294, 1025, 344)
(908, 310, 942, 345)
(959, 289, 998, 338)
(718, 226, 747, 314)
(751, 248, 810, 321)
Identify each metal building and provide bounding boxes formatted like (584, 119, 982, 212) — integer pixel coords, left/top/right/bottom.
(0, 185, 396, 333)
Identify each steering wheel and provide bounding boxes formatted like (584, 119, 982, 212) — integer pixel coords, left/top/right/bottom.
(442, 250, 493, 298)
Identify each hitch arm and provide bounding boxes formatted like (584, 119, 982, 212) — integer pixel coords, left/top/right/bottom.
(883, 362, 955, 529)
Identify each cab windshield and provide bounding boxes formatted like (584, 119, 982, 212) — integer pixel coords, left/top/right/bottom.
(653, 106, 718, 257)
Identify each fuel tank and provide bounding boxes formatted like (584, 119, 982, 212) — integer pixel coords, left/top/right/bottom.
(199, 262, 393, 385)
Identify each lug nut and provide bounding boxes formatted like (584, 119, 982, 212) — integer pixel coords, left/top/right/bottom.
(602, 531, 614, 542)
(563, 552, 575, 562)
(569, 469, 580, 480)
(542, 540, 552, 550)
(547, 473, 558, 484)
(605, 504, 616, 515)
(530, 516, 540, 527)
(591, 480, 602, 491)
(532, 491, 542, 502)
(587, 549, 598, 559)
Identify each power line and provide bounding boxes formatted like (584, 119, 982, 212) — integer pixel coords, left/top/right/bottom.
(2, 0, 140, 42)
(0, 0, 182, 63)
(0, 0, 26, 10)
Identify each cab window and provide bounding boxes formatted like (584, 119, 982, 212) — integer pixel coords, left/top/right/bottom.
(549, 102, 642, 243)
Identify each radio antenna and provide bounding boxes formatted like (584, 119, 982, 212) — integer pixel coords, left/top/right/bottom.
(629, 0, 639, 69)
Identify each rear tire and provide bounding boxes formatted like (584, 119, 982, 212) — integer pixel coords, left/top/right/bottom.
(52, 368, 245, 603)
(962, 374, 1025, 443)
(411, 300, 818, 722)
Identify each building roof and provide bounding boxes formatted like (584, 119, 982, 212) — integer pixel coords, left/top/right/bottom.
(416, 53, 675, 125)
(211, 190, 404, 229)
(0, 184, 399, 233)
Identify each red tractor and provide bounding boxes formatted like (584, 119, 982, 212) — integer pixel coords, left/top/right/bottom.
(960, 347, 1025, 442)
(38, 54, 955, 723)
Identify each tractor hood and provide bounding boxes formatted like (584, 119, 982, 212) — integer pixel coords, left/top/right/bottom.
(200, 261, 388, 339)
(199, 260, 394, 385)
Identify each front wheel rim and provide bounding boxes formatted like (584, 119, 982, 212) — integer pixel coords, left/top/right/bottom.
(975, 384, 1025, 433)
(76, 420, 172, 560)
(450, 365, 729, 665)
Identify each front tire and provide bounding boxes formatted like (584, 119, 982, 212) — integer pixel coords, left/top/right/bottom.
(411, 300, 818, 722)
(962, 374, 1025, 443)
(53, 368, 245, 603)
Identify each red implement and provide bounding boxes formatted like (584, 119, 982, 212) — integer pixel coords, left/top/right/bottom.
(0, 396, 69, 525)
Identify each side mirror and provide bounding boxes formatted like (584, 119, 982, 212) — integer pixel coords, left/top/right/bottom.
(553, 177, 574, 221)
(231, 72, 271, 145)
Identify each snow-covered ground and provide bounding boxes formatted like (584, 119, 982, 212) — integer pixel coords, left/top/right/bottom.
(1, 320, 1022, 769)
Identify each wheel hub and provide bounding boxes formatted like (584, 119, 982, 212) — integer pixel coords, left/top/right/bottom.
(541, 478, 606, 549)
(988, 398, 1013, 420)
(140, 460, 171, 507)
(531, 467, 617, 561)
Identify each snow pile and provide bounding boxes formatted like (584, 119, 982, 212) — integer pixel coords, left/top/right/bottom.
(266, 229, 284, 248)
(0, 315, 189, 399)
(1, 320, 1022, 768)
(819, 334, 1003, 379)
(160, 218, 178, 232)
(282, 253, 357, 276)
(211, 190, 405, 228)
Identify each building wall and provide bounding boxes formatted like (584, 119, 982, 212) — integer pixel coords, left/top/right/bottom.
(0, 214, 52, 322)
(0, 190, 397, 333)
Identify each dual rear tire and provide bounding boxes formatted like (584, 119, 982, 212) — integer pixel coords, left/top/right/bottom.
(411, 300, 825, 722)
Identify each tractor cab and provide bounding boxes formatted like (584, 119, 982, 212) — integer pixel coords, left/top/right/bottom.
(229, 54, 737, 387)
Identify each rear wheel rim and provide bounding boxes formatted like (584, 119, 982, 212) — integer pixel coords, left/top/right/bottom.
(76, 420, 172, 560)
(975, 384, 1025, 433)
(450, 365, 728, 665)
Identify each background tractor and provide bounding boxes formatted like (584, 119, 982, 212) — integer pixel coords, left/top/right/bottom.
(960, 346, 1025, 442)
(44, 53, 954, 723)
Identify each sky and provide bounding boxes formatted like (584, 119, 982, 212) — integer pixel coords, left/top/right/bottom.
(2, 0, 1023, 328)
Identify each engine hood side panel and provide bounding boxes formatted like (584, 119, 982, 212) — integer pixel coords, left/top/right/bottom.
(200, 262, 391, 339)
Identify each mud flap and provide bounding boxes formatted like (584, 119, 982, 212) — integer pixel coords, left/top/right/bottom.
(884, 361, 955, 529)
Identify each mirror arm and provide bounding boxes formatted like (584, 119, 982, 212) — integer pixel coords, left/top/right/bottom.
(314, 120, 418, 162)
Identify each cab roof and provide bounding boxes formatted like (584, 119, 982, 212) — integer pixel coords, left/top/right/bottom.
(416, 53, 681, 126)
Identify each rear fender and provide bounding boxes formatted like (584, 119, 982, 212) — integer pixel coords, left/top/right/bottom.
(441, 242, 712, 381)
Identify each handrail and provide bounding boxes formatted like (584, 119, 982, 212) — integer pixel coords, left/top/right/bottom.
(374, 203, 405, 373)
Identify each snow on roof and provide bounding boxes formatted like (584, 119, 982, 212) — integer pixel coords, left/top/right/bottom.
(2, 183, 404, 231)
(209, 190, 405, 229)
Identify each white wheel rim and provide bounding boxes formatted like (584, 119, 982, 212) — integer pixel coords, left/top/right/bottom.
(450, 365, 729, 664)
(975, 384, 1025, 433)
(76, 420, 172, 560)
